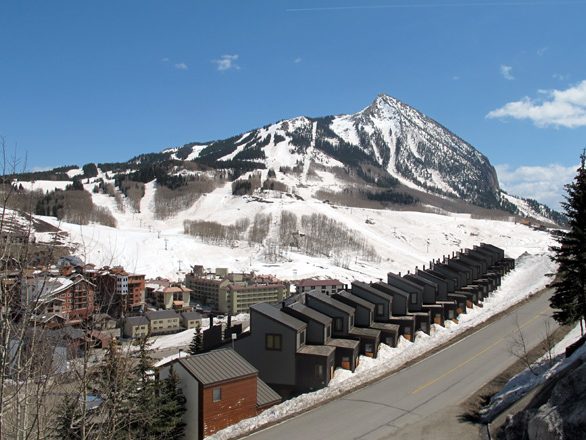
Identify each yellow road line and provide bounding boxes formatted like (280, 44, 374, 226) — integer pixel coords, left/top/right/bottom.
(411, 307, 549, 395)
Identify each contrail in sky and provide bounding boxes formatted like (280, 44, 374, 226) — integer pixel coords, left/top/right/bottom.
(286, 1, 586, 12)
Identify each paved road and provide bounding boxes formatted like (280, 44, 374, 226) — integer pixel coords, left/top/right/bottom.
(246, 289, 556, 440)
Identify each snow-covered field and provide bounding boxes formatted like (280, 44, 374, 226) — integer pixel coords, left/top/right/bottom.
(207, 252, 556, 440)
(33, 172, 553, 285)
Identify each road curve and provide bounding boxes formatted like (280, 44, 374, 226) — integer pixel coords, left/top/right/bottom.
(245, 289, 556, 440)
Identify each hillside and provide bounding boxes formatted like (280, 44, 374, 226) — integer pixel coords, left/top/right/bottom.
(28, 172, 552, 283)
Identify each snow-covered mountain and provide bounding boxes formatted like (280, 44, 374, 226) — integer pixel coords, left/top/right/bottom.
(164, 93, 502, 209)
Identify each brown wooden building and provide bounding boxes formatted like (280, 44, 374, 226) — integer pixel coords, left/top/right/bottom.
(159, 348, 280, 440)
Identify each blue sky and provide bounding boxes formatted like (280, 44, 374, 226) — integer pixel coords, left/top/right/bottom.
(1, 0, 585, 209)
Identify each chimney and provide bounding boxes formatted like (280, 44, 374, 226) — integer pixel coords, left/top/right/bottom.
(423, 265, 426, 271)
(227, 314, 231, 329)
(407, 270, 410, 275)
(209, 316, 213, 328)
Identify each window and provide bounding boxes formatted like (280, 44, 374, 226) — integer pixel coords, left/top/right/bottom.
(349, 316, 354, 327)
(315, 364, 324, 379)
(212, 387, 222, 402)
(365, 343, 374, 353)
(326, 326, 331, 338)
(266, 334, 282, 351)
(334, 317, 343, 332)
(376, 304, 384, 316)
(299, 331, 305, 345)
(410, 294, 418, 305)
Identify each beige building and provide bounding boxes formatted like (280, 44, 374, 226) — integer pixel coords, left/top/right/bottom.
(185, 270, 288, 314)
(222, 283, 287, 314)
(181, 311, 203, 329)
(145, 310, 182, 335)
(123, 316, 149, 338)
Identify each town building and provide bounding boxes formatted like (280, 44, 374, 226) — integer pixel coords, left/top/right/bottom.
(235, 303, 335, 397)
(21, 273, 95, 325)
(294, 278, 345, 295)
(158, 349, 281, 440)
(145, 310, 182, 335)
(185, 268, 288, 314)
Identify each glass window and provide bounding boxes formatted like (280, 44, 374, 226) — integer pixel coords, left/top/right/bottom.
(376, 304, 384, 316)
(315, 364, 324, 379)
(266, 334, 282, 350)
(410, 294, 418, 305)
(299, 331, 305, 345)
(334, 317, 343, 332)
(212, 387, 221, 402)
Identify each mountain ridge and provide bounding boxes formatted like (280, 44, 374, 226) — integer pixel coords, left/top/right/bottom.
(9, 93, 563, 225)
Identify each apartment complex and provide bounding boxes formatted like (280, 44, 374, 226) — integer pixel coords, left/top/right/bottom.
(185, 268, 288, 314)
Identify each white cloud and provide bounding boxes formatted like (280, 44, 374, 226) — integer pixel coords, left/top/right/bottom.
(537, 46, 548, 56)
(496, 163, 578, 210)
(174, 62, 188, 70)
(452, 75, 460, 81)
(553, 73, 569, 81)
(294, 57, 302, 64)
(500, 65, 515, 80)
(161, 57, 169, 63)
(487, 80, 586, 128)
(212, 54, 240, 71)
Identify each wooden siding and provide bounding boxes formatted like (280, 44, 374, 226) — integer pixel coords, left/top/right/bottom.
(202, 375, 257, 437)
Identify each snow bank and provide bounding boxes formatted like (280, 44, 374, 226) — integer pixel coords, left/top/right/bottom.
(480, 322, 586, 421)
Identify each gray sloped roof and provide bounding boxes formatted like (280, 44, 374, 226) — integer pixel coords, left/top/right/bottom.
(287, 302, 332, 325)
(371, 282, 409, 299)
(334, 290, 375, 311)
(250, 303, 306, 331)
(180, 311, 202, 321)
(387, 272, 423, 291)
(306, 291, 355, 315)
(352, 281, 394, 301)
(257, 379, 281, 407)
(145, 310, 179, 320)
(297, 344, 336, 356)
(179, 348, 258, 385)
(125, 316, 149, 326)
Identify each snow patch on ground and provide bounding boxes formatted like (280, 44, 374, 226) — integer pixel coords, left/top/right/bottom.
(480, 321, 586, 421)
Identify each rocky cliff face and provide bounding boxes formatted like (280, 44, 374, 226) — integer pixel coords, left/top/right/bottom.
(503, 357, 586, 440)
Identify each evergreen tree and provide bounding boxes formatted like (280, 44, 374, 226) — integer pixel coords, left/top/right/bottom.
(93, 339, 135, 439)
(52, 395, 81, 440)
(130, 337, 159, 439)
(550, 151, 586, 335)
(152, 365, 187, 439)
(188, 322, 203, 355)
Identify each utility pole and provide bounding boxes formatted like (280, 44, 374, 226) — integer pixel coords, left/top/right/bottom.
(164, 238, 168, 251)
(178, 260, 183, 272)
